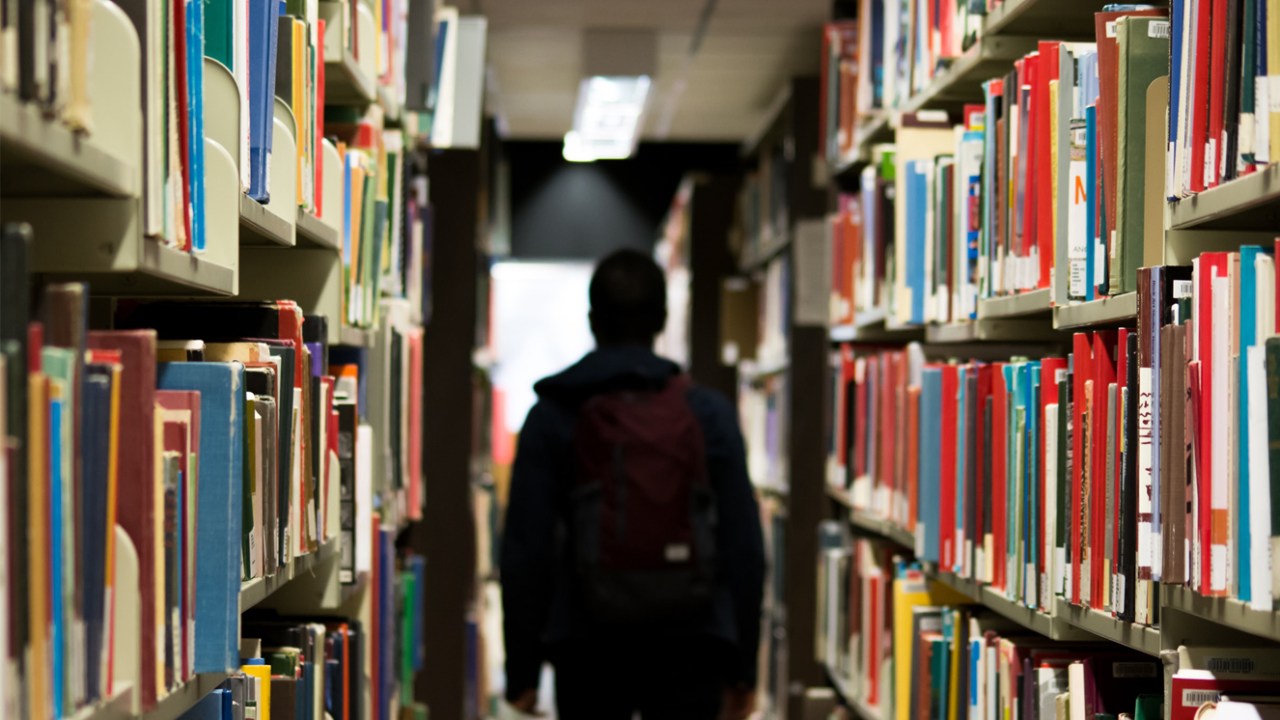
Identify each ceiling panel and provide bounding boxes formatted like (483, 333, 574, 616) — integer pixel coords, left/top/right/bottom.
(479, 0, 827, 141)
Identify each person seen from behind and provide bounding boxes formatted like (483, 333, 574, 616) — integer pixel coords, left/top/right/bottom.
(500, 249, 767, 720)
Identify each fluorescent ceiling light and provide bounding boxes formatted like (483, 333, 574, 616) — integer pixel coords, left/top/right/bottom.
(562, 75, 651, 162)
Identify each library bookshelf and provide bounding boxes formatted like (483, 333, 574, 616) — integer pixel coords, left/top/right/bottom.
(729, 0, 1280, 718)
(0, 1, 490, 719)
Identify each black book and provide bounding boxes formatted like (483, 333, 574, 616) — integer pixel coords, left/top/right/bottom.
(266, 345, 296, 558)
(983, 395, 993, 569)
(1117, 333, 1139, 622)
(1222, 0, 1244, 183)
(336, 399, 357, 584)
(1, 224, 30, 664)
(82, 364, 113, 703)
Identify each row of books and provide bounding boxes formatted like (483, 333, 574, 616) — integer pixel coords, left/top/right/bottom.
(820, 0, 991, 164)
(738, 138, 789, 265)
(0, 0, 460, 261)
(1167, 0, 1279, 197)
(179, 551, 427, 720)
(830, 244, 1280, 626)
(818, 537, 1280, 720)
(0, 227, 425, 719)
(828, 7, 1175, 328)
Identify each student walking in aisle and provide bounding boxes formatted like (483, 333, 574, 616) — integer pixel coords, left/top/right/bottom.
(500, 249, 766, 720)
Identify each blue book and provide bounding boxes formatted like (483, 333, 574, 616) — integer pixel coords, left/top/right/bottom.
(955, 366, 967, 574)
(1002, 364, 1017, 584)
(410, 555, 426, 670)
(1027, 361, 1040, 604)
(50, 397, 66, 719)
(157, 362, 245, 673)
(188, 0, 206, 252)
(1168, 0, 1183, 200)
(247, 0, 281, 201)
(921, 368, 943, 562)
(1085, 106, 1098, 301)
(82, 365, 113, 703)
(177, 688, 225, 720)
(1238, 246, 1262, 601)
(906, 160, 929, 324)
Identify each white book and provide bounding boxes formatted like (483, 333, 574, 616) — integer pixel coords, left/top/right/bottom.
(1217, 702, 1280, 720)
(1211, 274, 1231, 594)
(249, 402, 265, 579)
(235, 0, 249, 189)
(1045, 403, 1061, 607)
(355, 422, 375, 579)
(1258, 254, 1276, 341)
(1069, 662, 1086, 720)
(1247, 345, 1273, 611)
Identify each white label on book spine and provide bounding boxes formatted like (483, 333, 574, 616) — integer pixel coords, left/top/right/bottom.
(1106, 20, 1118, 37)
(1148, 21, 1170, 38)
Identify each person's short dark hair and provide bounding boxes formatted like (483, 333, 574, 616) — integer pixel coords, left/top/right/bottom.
(588, 249, 667, 346)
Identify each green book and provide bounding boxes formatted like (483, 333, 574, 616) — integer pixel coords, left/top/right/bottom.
(1134, 694, 1161, 720)
(1266, 337, 1280, 601)
(1113, 16, 1170, 294)
(205, 0, 235, 71)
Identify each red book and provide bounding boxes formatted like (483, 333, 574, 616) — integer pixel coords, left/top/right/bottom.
(819, 22, 859, 157)
(1090, 331, 1117, 609)
(1207, 0, 1228, 188)
(855, 357, 869, 482)
(1038, 356, 1067, 606)
(992, 363, 1009, 590)
(939, 0, 957, 58)
(1195, 252, 1228, 591)
(974, 364, 994, 581)
(1022, 53, 1039, 276)
(940, 364, 959, 571)
(86, 330, 160, 707)
(173, 0, 192, 250)
(1114, 328, 1130, 601)
(1035, 42, 1060, 289)
(906, 386, 921, 533)
(891, 353, 905, 513)
(1071, 333, 1093, 605)
(1170, 675, 1280, 720)
(156, 389, 199, 683)
(1188, 0, 1212, 193)
(880, 355, 895, 505)
(837, 345, 856, 472)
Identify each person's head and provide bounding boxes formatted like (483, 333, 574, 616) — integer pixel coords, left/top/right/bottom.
(588, 249, 667, 348)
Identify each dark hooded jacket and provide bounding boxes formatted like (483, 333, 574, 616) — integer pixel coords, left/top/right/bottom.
(500, 345, 766, 696)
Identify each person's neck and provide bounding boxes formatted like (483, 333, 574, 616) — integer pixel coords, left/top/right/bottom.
(595, 339, 654, 352)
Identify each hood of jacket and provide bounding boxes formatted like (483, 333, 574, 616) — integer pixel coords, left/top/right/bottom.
(533, 345, 680, 400)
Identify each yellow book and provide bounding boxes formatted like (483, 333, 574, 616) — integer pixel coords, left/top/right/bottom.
(204, 342, 272, 365)
(348, 156, 367, 325)
(27, 372, 48, 720)
(892, 567, 968, 720)
(243, 662, 272, 720)
(103, 361, 122, 693)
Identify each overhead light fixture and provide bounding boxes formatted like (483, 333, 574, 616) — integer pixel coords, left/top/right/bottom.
(563, 75, 652, 162)
(562, 29, 656, 163)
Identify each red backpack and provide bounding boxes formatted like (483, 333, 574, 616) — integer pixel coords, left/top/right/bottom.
(569, 374, 717, 624)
